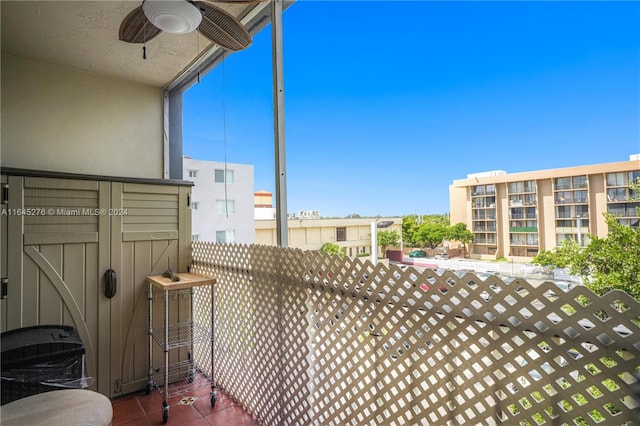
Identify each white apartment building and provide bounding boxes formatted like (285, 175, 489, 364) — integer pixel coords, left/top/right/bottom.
(184, 157, 255, 244)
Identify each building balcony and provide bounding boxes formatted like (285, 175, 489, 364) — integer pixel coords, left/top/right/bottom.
(510, 240, 539, 246)
(509, 226, 538, 232)
(607, 202, 640, 218)
(473, 239, 497, 245)
(556, 226, 590, 234)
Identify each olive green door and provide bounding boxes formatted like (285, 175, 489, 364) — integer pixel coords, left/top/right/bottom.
(1, 174, 191, 398)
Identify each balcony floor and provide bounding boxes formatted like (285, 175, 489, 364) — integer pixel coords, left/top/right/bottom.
(111, 386, 260, 426)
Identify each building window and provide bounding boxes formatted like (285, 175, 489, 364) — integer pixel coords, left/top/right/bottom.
(606, 172, 625, 186)
(336, 227, 346, 242)
(554, 177, 571, 191)
(215, 169, 234, 184)
(216, 230, 236, 243)
(472, 185, 485, 196)
(473, 210, 486, 220)
(523, 180, 536, 193)
(525, 207, 536, 219)
(192, 234, 200, 242)
(556, 234, 580, 246)
(191, 202, 199, 210)
(575, 205, 589, 217)
(188, 169, 198, 178)
(556, 205, 571, 218)
(572, 175, 587, 189)
(508, 182, 524, 193)
(215, 200, 235, 214)
(509, 195, 523, 207)
(606, 170, 640, 203)
(607, 188, 627, 202)
(524, 194, 537, 205)
(510, 207, 523, 219)
(573, 190, 588, 203)
(556, 191, 571, 204)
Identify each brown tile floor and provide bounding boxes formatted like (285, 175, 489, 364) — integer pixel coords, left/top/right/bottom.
(111, 385, 261, 426)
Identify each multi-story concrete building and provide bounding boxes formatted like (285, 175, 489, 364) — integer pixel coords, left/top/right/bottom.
(256, 216, 402, 258)
(450, 155, 640, 261)
(254, 190, 276, 220)
(184, 157, 255, 244)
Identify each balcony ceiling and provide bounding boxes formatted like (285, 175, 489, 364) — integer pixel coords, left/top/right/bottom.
(1, 1, 270, 88)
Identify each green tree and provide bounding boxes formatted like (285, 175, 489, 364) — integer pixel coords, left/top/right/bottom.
(378, 230, 400, 257)
(533, 214, 640, 301)
(630, 176, 640, 215)
(320, 242, 344, 258)
(415, 222, 447, 249)
(422, 214, 450, 226)
(533, 238, 582, 268)
(570, 213, 640, 300)
(402, 215, 420, 246)
(447, 223, 474, 257)
(532, 248, 560, 268)
(403, 214, 450, 247)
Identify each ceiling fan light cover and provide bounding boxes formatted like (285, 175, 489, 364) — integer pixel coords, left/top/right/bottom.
(142, 0, 202, 34)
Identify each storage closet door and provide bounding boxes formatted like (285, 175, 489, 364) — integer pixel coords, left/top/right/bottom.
(4, 175, 110, 395)
(110, 182, 191, 396)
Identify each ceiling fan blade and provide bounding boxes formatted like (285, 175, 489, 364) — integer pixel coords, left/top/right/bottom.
(119, 6, 162, 43)
(195, 2, 251, 51)
(200, 0, 266, 3)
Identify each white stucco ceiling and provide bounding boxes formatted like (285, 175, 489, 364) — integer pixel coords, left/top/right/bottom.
(1, 1, 271, 88)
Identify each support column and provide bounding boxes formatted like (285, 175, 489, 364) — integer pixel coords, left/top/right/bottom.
(272, 0, 288, 247)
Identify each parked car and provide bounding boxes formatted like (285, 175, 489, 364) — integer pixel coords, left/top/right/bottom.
(520, 263, 542, 274)
(553, 281, 574, 291)
(434, 253, 450, 259)
(409, 250, 427, 258)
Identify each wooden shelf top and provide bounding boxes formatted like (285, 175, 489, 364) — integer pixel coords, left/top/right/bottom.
(147, 272, 216, 291)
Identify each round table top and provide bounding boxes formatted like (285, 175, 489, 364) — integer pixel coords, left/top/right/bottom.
(0, 389, 112, 426)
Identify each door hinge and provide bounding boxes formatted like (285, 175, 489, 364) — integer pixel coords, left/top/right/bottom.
(1, 184, 8, 204)
(1, 279, 8, 299)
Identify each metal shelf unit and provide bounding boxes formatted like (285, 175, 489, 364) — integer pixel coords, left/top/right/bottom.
(146, 273, 216, 424)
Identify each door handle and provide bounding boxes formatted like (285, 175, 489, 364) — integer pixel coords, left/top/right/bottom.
(104, 269, 117, 298)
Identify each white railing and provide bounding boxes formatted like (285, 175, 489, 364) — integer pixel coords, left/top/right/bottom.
(192, 242, 640, 426)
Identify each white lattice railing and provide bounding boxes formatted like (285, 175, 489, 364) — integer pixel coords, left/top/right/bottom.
(191, 242, 640, 426)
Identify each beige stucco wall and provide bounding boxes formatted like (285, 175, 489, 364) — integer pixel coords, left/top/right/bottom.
(448, 185, 468, 226)
(255, 217, 403, 255)
(588, 174, 608, 236)
(538, 178, 555, 249)
(1, 54, 164, 178)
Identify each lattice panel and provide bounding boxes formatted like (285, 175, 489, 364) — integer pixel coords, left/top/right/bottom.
(192, 242, 640, 426)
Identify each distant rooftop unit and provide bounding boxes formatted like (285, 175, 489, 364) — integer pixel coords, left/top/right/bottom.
(630, 153, 640, 161)
(467, 170, 507, 179)
(297, 210, 320, 219)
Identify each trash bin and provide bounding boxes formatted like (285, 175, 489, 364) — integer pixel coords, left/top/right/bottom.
(1, 325, 88, 405)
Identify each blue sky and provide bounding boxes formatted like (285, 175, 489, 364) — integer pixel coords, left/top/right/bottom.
(183, 1, 640, 218)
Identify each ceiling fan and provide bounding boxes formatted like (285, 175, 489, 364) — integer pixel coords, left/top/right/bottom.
(119, 0, 253, 52)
